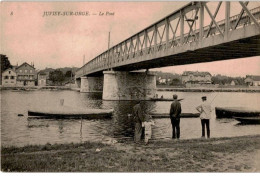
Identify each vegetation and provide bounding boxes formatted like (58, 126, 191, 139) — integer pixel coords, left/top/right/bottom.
(2, 135, 260, 172)
(212, 74, 246, 85)
(47, 68, 76, 86)
(49, 70, 65, 85)
(1, 55, 12, 73)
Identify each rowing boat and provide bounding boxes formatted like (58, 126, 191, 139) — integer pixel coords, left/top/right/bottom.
(28, 106, 113, 119)
(215, 107, 260, 118)
(150, 113, 200, 118)
(234, 116, 260, 124)
(149, 98, 184, 102)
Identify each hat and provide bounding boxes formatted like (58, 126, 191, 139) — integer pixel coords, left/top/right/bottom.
(202, 96, 207, 100)
(173, 94, 178, 99)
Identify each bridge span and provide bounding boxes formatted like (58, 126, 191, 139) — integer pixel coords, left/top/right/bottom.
(75, 2, 260, 100)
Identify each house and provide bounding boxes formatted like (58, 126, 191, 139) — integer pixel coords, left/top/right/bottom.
(158, 78, 167, 84)
(37, 71, 48, 86)
(230, 80, 236, 86)
(16, 62, 36, 86)
(245, 75, 260, 86)
(2, 68, 17, 86)
(181, 71, 212, 85)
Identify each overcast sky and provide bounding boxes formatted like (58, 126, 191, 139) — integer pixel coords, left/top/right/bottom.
(1, 1, 260, 77)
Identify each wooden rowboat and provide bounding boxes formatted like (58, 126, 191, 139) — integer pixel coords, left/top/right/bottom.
(234, 116, 260, 124)
(28, 106, 113, 119)
(149, 98, 184, 102)
(215, 107, 260, 118)
(150, 113, 200, 118)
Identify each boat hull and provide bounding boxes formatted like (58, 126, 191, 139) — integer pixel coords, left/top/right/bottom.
(28, 107, 113, 119)
(150, 113, 200, 118)
(215, 107, 260, 118)
(149, 98, 183, 102)
(234, 117, 260, 124)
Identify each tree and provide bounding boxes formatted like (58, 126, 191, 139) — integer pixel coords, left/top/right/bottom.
(1, 55, 12, 73)
(65, 70, 74, 78)
(49, 70, 65, 85)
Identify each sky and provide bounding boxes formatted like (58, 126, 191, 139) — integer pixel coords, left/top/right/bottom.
(1, 1, 260, 77)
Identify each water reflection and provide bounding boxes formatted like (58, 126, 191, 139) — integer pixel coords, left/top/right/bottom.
(1, 90, 260, 147)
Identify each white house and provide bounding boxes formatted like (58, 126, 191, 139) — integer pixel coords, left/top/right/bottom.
(2, 68, 17, 86)
(245, 75, 260, 86)
(181, 71, 212, 84)
(37, 71, 47, 86)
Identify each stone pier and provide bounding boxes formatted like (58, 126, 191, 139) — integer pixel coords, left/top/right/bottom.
(80, 76, 103, 93)
(75, 78, 81, 88)
(103, 71, 156, 100)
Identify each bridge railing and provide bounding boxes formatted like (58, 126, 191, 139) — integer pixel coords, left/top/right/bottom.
(76, 2, 260, 78)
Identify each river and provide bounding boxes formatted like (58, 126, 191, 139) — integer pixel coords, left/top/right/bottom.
(1, 90, 260, 147)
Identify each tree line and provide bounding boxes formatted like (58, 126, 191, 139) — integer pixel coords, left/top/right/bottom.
(49, 69, 75, 86)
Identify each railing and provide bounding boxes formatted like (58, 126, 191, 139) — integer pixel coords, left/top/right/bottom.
(76, 2, 260, 78)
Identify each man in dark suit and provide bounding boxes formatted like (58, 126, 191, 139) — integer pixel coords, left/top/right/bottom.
(133, 101, 145, 143)
(170, 94, 182, 139)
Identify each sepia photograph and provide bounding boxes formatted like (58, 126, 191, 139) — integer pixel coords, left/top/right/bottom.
(1, 0, 260, 172)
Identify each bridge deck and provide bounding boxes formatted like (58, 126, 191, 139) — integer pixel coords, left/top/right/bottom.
(76, 2, 260, 78)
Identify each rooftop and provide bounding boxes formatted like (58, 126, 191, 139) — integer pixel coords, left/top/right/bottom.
(182, 71, 212, 77)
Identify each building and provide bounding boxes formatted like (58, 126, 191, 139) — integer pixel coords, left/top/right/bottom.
(181, 71, 212, 85)
(245, 75, 260, 86)
(16, 62, 36, 86)
(37, 71, 48, 86)
(2, 68, 17, 86)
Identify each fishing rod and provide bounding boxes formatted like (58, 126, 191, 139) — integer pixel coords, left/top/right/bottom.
(209, 92, 220, 104)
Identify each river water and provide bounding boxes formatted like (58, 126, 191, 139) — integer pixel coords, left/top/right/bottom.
(1, 90, 260, 147)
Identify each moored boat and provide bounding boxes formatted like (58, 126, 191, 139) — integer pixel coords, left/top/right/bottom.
(150, 113, 200, 118)
(234, 116, 260, 124)
(215, 107, 260, 118)
(28, 106, 113, 119)
(149, 98, 184, 102)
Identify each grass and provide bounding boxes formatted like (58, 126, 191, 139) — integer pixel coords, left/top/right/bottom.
(2, 135, 260, 172)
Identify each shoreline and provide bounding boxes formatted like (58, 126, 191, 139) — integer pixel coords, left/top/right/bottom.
(2, 135, 260, 172)
(157, 87, 260, 92)
(1, 86, 260, 93)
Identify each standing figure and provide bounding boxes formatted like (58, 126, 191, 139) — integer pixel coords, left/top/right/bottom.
(196, 96, 212, 138)
(142, 114, 155, 145)
(170, 94, 182, 139)
(133, 101, 145, 143)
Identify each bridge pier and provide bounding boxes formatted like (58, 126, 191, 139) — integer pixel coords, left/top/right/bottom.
(80, 76, 103, 93)
(75, 78, 81, 88)
(103, 71, 156, 100)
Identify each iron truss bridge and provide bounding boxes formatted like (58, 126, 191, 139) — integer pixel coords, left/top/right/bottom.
(76, 1, 260, 78)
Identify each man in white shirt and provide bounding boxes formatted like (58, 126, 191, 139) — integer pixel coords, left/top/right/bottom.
(196, 96, 212, 138)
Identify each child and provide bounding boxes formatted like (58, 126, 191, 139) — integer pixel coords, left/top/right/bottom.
(142, 114, 155, 145)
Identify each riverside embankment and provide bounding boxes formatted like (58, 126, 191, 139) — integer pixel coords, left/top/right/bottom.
(157, 87, 260, 92)
(1, 135, 260, 172)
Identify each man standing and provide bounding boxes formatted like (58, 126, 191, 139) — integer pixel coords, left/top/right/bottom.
(196, 96, 212, 138)
(133, 101, 145, 143)
(170, 94, 182, 139)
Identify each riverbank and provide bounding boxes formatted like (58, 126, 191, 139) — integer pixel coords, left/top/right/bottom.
(1, 85, 260, 93)
(0, 86, 73, 91)
(157, 87, 260, 92)
(2, 135, 260, 172)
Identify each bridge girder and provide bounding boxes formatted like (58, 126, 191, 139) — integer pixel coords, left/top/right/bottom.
(76, 2, 260, 79)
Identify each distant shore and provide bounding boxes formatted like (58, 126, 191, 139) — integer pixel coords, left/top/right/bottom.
(1, 85, 260, 93)
(2, 135, 260, 172)
(0, 86, 74, 91)
(157, 86, 260, 92)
